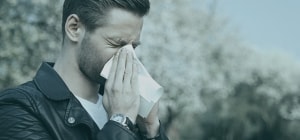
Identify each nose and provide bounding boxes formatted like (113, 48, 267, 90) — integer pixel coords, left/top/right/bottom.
(122, 44, 134, 49)
(122, 44, 137, 59)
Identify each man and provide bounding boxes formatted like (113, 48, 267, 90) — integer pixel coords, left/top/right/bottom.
(0, 0, 169, 139)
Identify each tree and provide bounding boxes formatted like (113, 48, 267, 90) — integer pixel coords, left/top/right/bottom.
(139, 0, 300, 139)
(0, 0, 62, 89)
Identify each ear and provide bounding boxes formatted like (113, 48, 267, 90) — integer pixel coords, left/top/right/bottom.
(65, 14, 85, 43)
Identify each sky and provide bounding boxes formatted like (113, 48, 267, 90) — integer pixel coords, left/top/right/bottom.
(210, 0, 300, 60)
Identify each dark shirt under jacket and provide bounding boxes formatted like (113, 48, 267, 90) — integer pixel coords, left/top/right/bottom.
(0, 62, 168, 140)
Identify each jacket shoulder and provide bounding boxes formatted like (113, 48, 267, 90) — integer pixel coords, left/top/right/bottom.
(0, 81, 43, 113)
(0, 82, 54, 139)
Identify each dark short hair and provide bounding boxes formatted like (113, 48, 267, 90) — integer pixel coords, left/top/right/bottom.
(62, 0, 150, 38)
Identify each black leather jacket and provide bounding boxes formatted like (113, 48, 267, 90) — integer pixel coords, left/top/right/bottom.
(0, 62, 168, 140)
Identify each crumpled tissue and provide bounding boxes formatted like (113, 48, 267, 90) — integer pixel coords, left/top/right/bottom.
(100, 45, 163, 118)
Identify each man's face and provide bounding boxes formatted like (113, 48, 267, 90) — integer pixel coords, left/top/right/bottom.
(77, 8, 143, 83)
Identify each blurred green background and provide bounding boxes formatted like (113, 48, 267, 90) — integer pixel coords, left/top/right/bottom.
(1, 0, 300, 140)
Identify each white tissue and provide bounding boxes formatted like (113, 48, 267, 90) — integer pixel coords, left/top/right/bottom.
(100, 45, 163, 118)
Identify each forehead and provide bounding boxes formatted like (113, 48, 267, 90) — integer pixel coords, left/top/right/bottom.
(99, 8, 144, 38)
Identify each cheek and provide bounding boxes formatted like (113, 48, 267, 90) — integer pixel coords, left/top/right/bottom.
(85, 37, 120, 70)
(98, 48, 120, 71)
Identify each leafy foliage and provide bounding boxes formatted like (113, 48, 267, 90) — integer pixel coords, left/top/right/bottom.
(0, 0, 62, 88)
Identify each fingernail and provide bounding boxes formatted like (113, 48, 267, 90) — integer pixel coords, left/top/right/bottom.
(116, 51, 120, 57)
(120, 49, 124, 54)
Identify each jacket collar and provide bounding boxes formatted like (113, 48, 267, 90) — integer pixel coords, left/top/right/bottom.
(33, 62, 105, 101)
(33, 62, 72, 100)
(33, 62, 101, 133)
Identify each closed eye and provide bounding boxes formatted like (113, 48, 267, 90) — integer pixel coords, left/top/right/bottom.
(105, 39, 122, 48)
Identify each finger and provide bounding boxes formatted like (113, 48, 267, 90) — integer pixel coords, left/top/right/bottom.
(123, 51, 133, 91)
(114, 48, 127, 87)
(106, 51, 120, 89)
(149, 101, 159, 115)
(131, 59, 139, 95)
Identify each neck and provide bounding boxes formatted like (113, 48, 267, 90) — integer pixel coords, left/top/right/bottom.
(54, 46, 99, 103)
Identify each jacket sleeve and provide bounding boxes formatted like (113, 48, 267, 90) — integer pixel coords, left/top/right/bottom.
(0, 91, 53, 140)
(138, 122, 169, 140)
(96, 121, 139, 140)
(96, 121, 169, 140)
(149, 125, 169, 140)
(156, 123, 169, 140)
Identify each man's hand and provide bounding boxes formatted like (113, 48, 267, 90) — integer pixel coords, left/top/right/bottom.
(102, 48, 140, 123)
(136, 101, 160, 138)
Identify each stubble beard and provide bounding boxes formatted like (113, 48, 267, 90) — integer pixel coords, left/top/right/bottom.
(78, 34, 103, 84)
